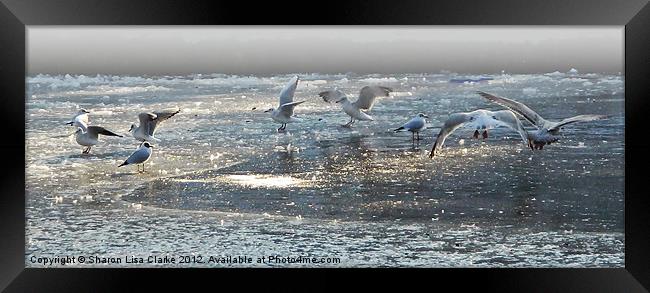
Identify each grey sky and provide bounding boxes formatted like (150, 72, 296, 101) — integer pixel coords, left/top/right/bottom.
(27, 26, 623, 75)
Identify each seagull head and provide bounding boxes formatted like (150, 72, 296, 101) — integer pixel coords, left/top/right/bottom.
(79, 108, 90, 114)
(142, 141, 154, 149)
(417, 113, 429, 118)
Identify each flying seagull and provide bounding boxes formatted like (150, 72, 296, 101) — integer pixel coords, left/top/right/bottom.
(319, 86, 393, 127)
(128, 107, 181, 142)
(476, 91, 608, 150)
(65, 108, 90, 131)
(395, 113, 429, 142)
(264, 75, 305, 132)
(118, 141, 154, 173)
(74, 126, 122, 154)
(429, 109, 529, 158)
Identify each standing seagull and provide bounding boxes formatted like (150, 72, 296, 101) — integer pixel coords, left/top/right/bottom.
(429, 109, 529, 158)
(264, 75, 305, 132)
(74, 126, 123, 154)
(128, 107, 181, 142)
(395, 113, 429, 142)
(319, 86, 393, 127)
(118, 142, 154, 173)
(477, 91, 608, 150)
(65, 108, 90, 131)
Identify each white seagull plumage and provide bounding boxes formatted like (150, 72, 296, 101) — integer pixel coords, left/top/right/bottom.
(264, 75, 305, 132)
(66, 108, 90, 131)
(395, 113, 429, 142)
(429, 109, 529, 158)
(74, 125, 122, 154)
(477, 91, 608, 150)
(319, 85, 393, 127)
(118, 142, 154, 173)
(128, 107, 181, 142)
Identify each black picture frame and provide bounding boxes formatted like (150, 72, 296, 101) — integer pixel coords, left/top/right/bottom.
(1, 0, 649, 291)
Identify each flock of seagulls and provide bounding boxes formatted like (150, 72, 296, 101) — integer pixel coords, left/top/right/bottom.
(66, 107, 179, 172)
(63, 76, 608, 173)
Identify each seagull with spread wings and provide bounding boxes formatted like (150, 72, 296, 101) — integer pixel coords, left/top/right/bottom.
(476, 91, 608, 150)
(319, 85, 393, 127)
(74, 126, 123, 154)
(429, 109, 529, 158)
(264, 75, 305, 132)
(128, 107, 181, 142)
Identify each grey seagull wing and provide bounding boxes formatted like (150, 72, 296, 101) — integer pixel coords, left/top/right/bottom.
(477, 91, 547, 128)
(354, 86, 392, 111)
(429, 113, 470, 158)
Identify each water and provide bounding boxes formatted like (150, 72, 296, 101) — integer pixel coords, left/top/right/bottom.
(25, 72, 624, 267)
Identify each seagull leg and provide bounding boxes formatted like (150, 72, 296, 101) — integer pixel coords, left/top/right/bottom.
(482, 130, 488, 139)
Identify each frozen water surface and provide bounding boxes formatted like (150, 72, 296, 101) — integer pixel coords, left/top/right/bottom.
(26, 72, 624, 267)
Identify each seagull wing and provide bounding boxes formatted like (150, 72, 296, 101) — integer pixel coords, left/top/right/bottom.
(74, 113, 89, 125)
(492, 110, 530, 146)
(138, 112, 157, 136)
(126, 147, 151, 164)
(548, 114, 608, 132)
(279, 75, 299, 106)
(429, 113, 470, 158)
(477, 91, 547, 128)
(142, 108, 181, 135)
(279, 100, 306, 117)
(87, 126, 123, 139)
(354, 86, 392, 111)
(400, 117, 425, 131)
(318, 89, 347, 103)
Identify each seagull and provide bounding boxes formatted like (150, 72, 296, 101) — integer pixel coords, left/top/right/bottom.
(428, 109, 529, 158)
(118, 141, 154, 173)
(128, 107, 181, 142)
(65, 108, 90, 131)
(319, 86, 393, 127)
(74, 126, 122, 154)
(394, 113, 429, 142)
(264, 75, 305, 132)
(477, 91, 608, 150)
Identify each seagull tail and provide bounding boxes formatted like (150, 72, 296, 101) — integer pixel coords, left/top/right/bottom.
(394, 127, 405, 132)
(118, 161, 129, 167)
(65, 121, 73, 126)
